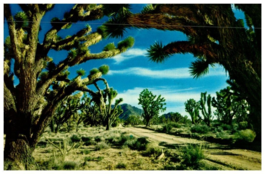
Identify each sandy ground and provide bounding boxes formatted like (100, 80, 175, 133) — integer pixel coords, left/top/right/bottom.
(123, 127, 261, 170)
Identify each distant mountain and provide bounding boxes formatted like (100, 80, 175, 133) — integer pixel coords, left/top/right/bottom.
(118, 104, 143, 120)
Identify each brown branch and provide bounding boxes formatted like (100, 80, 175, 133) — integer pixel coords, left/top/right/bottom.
(127, 13, 198, 36)
(163, 41, 221, 62)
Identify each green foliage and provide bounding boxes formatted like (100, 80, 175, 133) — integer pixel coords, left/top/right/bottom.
(94, 136, 103, 142)
(234, 129, 256, 143)
(117, 37, 135, 52)
(180, 145, 205, 168)
(70, 134, 81, 142)
(143, 142, 162, 157)
(184, 99, 200, 124)
(80, 149, 91, 155)
(141, 4, 155, 14)
(76, 68, 86, 76)
(103, 43, 116, 51)
(161, 122, 181, 133)
(239, 121, 248, 129)
(62, 161, 77, 170)
(138, 89, 166, 127)
(14, 11, 29, 29)
(125, 115, 142, 126)
(95, 142, 109, 151)
(39, 71, 48, 81)
(98, 65, 109, 75)
(97, 25, 109, 39)
(116, 162, 127, 169)
(189, 59, 213, 78)
(147, 42, 169, 63)
(190, 124, 210, 134)
(89, 68, 100, 75)
(199, 92, 213, 126)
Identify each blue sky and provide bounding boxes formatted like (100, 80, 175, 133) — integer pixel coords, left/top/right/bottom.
(4, 4, 249, 116)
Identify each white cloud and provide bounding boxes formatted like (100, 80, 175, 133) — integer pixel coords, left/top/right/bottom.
(117, 86, 217, 115)
(112, 48, 147, 64)
(109, 66, 228, 79)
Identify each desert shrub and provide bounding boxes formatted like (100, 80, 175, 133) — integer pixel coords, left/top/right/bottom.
(180, 144, 205, 168)
(239, 121, 248, 129)
(168, 122, 181, 128)
(94, 136, 104, 142)
(216, 131, 231, 139)
(95, 142, 109, 150)
(84, 156, 104, 162)
(161, 124, 173, 133)
(84, 139, 97, 146)
(81, 136, 92, 142)
(190, 124, 210, 134)
(116, 162, 127, 169)
(70, 134, 81, 142)
(234, 129, 256, 143)
(133, 137, 149, 150)
(221, 124, 232, 130)
(38, 157, 62, 170)
(62, 161, 77, 170)
(81, 149, 91, 155)
(143, 142, 162, 157)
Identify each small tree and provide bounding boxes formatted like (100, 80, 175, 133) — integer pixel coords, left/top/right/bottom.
(49, 92, 83, 133)
(185, 99, 200, 124)
(199, 92, 213, 126)
(138, 89, 166, 127)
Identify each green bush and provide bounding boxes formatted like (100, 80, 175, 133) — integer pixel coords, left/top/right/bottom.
(62, 161, 77, 170)
(161, 124, 173, 133)
(239, 121, 248, 129)
(168, 122, 181, 128)
(180, 144, 205, 167)
(143, 142, 162, 156)
(70, 134, 81, 142)
(190, 124, 210, 134)
(95, 142, 109, 151)
(234, 129, 256, 143)
(81, 136, 92, 142)
(94, 136, 104, 142)
(116, 162, 127, 169)
(81, 149, 91, 155)
(84, 139, 97, 146)
(221, 124, 232, 130)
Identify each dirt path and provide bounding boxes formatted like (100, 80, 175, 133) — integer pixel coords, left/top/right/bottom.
(123, 127, 261, 170)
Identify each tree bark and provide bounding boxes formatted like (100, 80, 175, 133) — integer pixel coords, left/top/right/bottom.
(4, 134, 38, 170)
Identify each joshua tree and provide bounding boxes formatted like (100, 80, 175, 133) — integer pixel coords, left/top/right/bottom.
(199, 92, 213, 126)
(138, 89, 166, 127)
(102, 4, 261, 138)
(212, 84, 249, 124)
(49, 92, 84, 133)
(184, 99, 200, 124)
(4, 4, 134, 169)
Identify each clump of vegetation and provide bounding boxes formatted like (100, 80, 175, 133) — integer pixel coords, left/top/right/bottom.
(179, 144, 205, 169)
(95, 142, 109, 151)
(116, 162, 127, 169)
(233, 129, 256, 143)
(161, 122, 181, 133)
(142, 142, 162, 157)
(80, 149, 91, 155)
(62, 161, 77, 170)
(84, 156, 104, 162)
(190, 124, 210, 134)
(70, 134, 81, 142)
(94, 136, 104, 142)
(239, 121, 249, 130)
